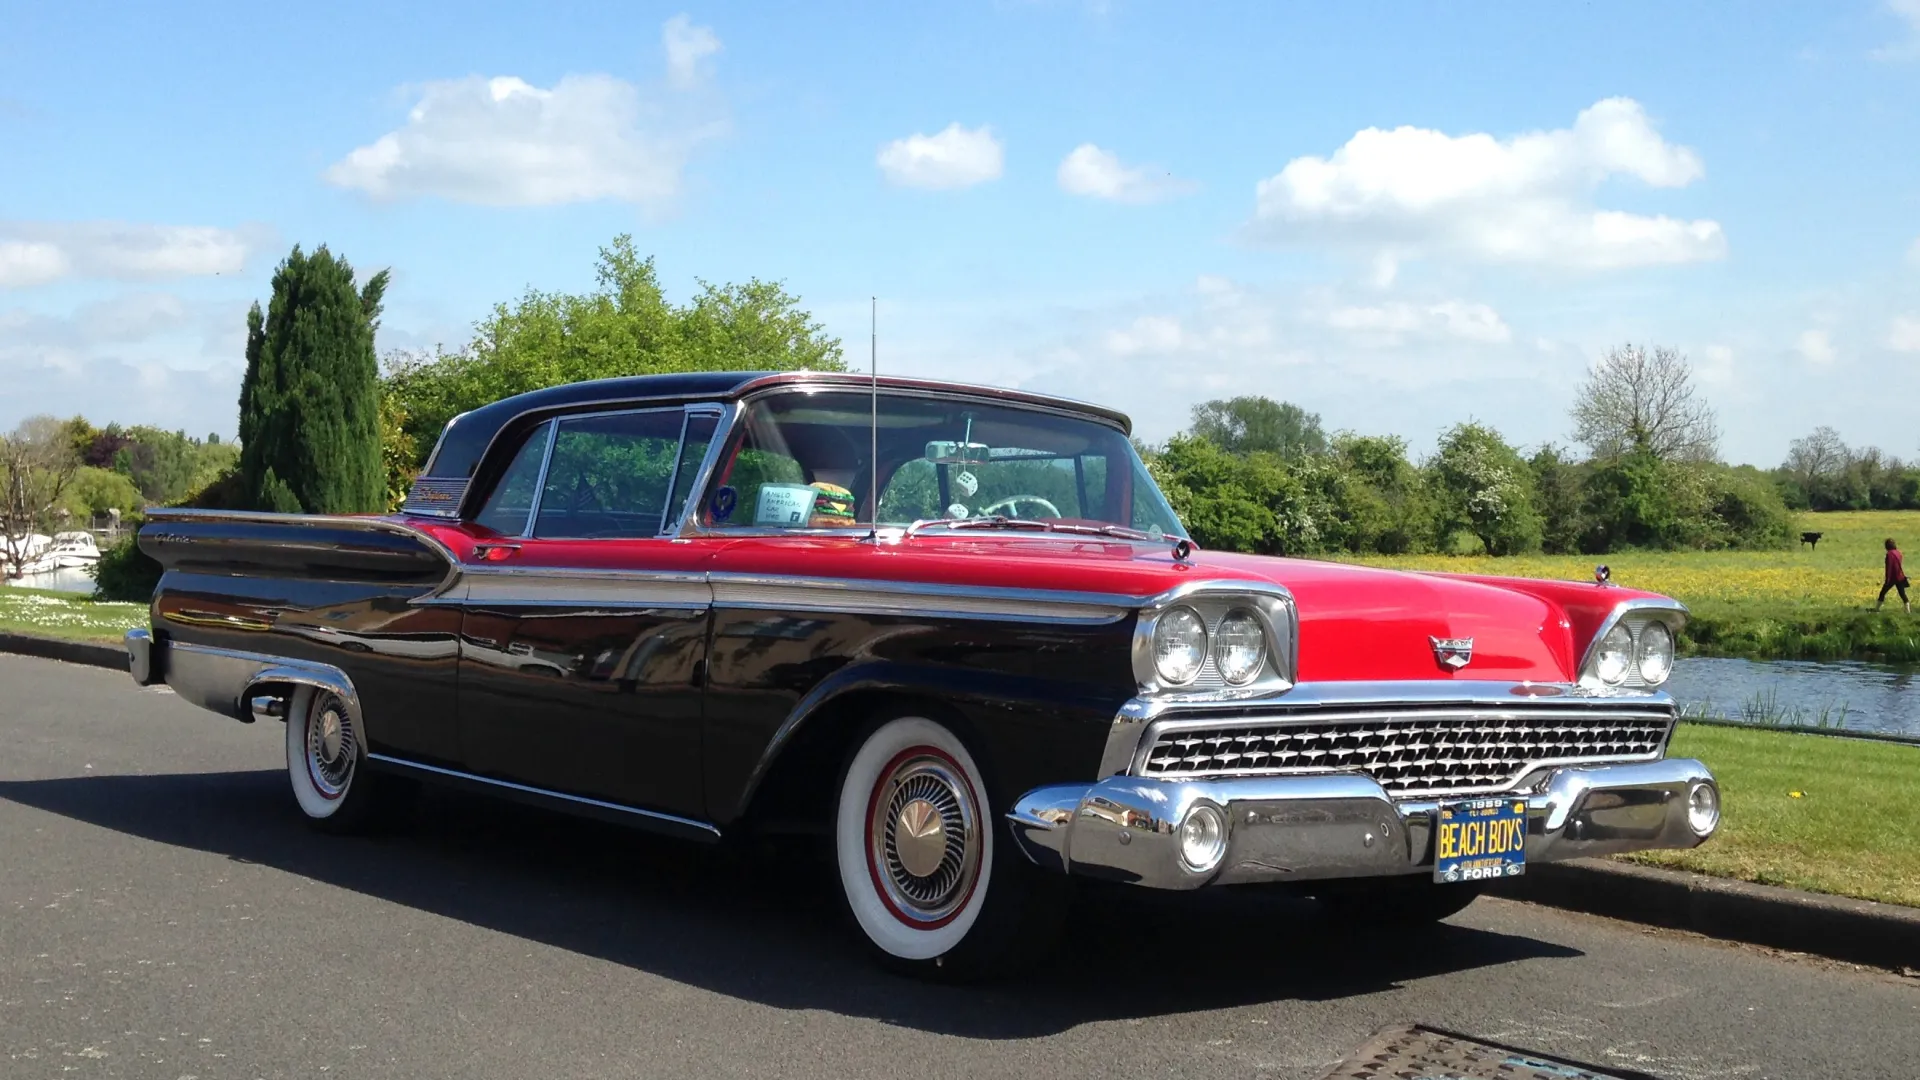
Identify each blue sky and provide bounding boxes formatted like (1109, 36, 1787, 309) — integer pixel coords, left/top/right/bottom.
(4, 1, 1918, 467)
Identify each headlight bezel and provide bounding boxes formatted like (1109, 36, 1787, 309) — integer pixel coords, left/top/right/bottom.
(1150, 605, 1209, 686)
(1578, 600, 1686, 691)
(1131, 583, 1296, 700)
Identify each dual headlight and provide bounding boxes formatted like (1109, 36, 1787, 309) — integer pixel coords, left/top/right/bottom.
(1589, 617, 1677, 688)
(1150, 605, 1268, 687)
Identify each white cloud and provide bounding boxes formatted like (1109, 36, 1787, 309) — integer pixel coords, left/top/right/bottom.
(1889, 316, 1920, 353)
(1873, 0, 1920, 60)
(1697, 344, 1736, 386)
(662, 14, 721, 90)
(1321, 300, 1512, 345)
(1250, 97, 1725, 270)
(1056, 144, 1194, 204)
(1796, 329, 1837, 366)
(0, 223, 257, 288)
(325, 19, 724, 208)
(876, 124, 1004, 190)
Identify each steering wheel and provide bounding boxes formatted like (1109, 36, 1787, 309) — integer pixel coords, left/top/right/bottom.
(980, 494, 1061, 519)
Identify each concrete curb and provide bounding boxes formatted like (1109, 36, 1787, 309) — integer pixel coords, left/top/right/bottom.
(1493, 857, 1920, 970)
(0, 631, 127, 672)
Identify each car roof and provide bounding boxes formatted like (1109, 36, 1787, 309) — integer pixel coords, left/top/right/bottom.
(424, 370, 1132, 479)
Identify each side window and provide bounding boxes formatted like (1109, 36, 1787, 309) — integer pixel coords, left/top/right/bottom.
(472, 420, 553, 535)
(534, 410, 686, 539)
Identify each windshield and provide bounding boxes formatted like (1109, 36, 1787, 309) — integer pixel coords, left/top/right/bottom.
(696, 390, 1187, 538)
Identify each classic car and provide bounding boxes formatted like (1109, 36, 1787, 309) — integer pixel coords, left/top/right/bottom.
(125, 371, 1718, 978)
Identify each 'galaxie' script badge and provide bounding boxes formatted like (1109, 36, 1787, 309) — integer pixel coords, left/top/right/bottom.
(1430, 636, 1474, 671)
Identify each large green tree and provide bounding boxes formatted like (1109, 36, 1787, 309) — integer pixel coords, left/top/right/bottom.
(1427, 422, 1542, 555)
(1188, 396, 1327, 460)
(383, 236, 845, 465)
(238, 246, 389, 514)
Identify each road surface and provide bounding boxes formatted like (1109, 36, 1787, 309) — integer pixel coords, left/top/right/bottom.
(2, 653, 1915, 1079)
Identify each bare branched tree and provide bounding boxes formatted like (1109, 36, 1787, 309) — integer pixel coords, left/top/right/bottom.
(0, 415, 82, 577)
(1784, 425, 1849, 488)
(1570, 344, 1721, 463)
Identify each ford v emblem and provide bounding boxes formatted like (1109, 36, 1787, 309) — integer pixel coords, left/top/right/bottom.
(1430, 636, 1473, 671)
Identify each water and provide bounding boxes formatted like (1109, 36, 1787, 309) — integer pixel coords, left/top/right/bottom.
(1668, 656, 1920, 739)
(1, 566, 97, 595)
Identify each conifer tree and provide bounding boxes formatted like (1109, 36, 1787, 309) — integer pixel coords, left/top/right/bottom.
(237, 246, 389, 514)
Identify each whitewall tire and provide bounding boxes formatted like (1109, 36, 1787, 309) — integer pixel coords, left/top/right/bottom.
(835, 717, 993, 963)
(284, 685, 406, 833)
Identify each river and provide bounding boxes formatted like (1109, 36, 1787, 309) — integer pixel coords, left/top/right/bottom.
(1, 566, 98, 595)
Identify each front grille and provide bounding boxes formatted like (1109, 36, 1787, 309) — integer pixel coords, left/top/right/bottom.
(1137, 706, 1672, 798)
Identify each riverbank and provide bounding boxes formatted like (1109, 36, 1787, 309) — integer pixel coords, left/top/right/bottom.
(1626, 722, 1920, 908)
(1348, 509, 1920, 662)
(0, 586, 145, 644)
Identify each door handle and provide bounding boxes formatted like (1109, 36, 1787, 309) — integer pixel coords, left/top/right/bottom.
(472, 542, 522, 562)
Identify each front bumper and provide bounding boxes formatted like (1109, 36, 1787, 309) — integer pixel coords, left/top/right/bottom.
(1007, 758, 1717, 889)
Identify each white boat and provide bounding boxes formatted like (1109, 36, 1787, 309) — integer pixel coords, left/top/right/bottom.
(3, 533, 53, 577)
(4, 532, 98, 576)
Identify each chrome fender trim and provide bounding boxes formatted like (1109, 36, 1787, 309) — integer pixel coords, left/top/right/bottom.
(147, 639, 367, 742)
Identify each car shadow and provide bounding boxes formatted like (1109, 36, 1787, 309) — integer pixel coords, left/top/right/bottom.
(0, 769, 1582, 1038)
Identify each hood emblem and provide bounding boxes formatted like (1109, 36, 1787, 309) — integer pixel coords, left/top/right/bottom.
(1430, 636, 1474, 671)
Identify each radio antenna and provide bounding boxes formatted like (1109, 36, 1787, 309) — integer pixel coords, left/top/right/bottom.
(868, 296, 878, 540)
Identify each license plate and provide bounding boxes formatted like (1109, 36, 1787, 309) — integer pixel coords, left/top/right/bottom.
(1433, 797, 1529, 884)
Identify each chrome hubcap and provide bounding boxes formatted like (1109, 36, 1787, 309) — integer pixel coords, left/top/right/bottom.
(306, 693, 356, 798)
(870, 754, 980, 923)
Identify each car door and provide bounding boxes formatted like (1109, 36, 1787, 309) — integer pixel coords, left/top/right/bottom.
(455, 405, 723, 820)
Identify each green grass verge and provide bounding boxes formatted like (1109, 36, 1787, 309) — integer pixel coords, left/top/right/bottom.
(0, 586, 146, 644)
(1624, 723, 1920, 908)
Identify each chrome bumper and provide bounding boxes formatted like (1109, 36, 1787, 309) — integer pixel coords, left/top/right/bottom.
(124, 629, 360, 726)
(1007, 758, 1718, 889)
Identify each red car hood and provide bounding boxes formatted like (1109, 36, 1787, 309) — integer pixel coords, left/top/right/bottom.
(692, 534, 1618, 685)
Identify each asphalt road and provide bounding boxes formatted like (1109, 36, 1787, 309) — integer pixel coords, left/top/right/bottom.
(2, 653, 1916, 1080)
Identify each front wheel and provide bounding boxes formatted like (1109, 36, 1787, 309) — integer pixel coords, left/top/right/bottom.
(833, 715, 1063, 979)
(284, 685, 410, 834)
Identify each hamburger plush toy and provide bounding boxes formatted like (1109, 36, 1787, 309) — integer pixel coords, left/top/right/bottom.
(807, 482, 857, 527)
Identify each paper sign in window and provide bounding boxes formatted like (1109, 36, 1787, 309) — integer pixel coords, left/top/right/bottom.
(754, 484, 819, 527)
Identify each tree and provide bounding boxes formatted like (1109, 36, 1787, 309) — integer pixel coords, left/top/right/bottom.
(0, 416, 82, 576)
(1528, 444, 1587, 555)
(1428, 422, 1542, 555)
(382, 236, 845, 464)
(238, 245, 389, 514)
(1188, 396, 1327, 460)
(1784, 426, 1848, 500)
(1571, 344, 1720, 463)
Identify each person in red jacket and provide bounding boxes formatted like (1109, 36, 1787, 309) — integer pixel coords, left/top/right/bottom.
(1877, 538, 1911, 614)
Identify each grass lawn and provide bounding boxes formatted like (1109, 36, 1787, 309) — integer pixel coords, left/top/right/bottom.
(1624, 722, 1920, 908)
(1346, 509, 1920, 661)
(0, 586, 146, 644)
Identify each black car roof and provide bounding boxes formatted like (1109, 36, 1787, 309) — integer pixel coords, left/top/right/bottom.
(424, 370, 1132, 479)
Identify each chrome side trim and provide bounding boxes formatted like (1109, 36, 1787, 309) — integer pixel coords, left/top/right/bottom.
(365, 753, 723, 841)
(159, 641, 366, 743)
(707, 573, 1133, 624)
(670, 401, 742, 536)
(1096, 680, 1677, 779)
(462, 566, 712, 608)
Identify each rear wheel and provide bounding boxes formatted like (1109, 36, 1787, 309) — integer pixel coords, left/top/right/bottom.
(284, 686, 410, 834)
(833, 714, 1064, 980)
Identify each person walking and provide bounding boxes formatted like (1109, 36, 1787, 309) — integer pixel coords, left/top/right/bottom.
(1876, 538, 1911, 614)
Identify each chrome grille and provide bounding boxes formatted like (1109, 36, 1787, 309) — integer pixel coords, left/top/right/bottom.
(1137, 706, 1673, 798)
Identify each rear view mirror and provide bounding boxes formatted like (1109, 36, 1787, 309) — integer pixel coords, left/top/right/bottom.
(925, 440, 990, 465)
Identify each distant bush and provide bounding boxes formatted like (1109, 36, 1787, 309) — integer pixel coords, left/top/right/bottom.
(91, 534, 162, 604)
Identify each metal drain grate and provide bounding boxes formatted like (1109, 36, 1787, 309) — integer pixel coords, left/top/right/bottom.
(1318, 1024, 1665, 1080)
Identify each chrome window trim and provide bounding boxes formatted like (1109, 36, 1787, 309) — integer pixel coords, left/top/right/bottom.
(518, 417, 561, 538)
(664, 405, 725, 535)
(1579, 597, 1688, 690)
(1097, 679, 1678, 778)
(366, 754, 722, 841)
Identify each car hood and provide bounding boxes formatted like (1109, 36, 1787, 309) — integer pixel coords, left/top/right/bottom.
(702, 534, 1591, 684)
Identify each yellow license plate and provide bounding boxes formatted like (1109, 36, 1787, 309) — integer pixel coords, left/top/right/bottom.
(1434, 797, 1529, 883)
